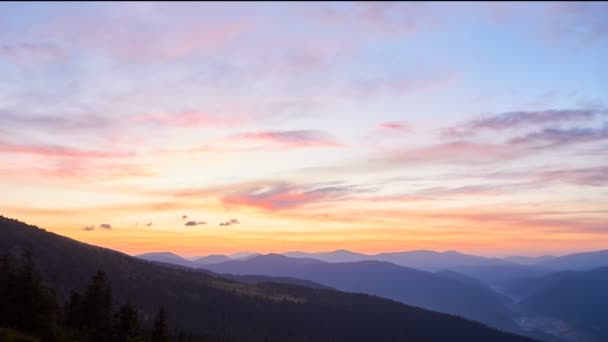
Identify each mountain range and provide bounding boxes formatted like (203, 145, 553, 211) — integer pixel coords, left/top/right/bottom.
(203, 253, 520, 332)
(0, 215, 536, 342)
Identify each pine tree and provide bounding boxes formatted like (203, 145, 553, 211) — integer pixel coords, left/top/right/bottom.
(65, 290, 83, 330)
(112, 302, 142, 342)
(82, 270, 113, 342)
(151, 306, 169, 342)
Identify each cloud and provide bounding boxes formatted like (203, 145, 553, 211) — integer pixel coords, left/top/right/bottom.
(388, 141, 517, 165)
(0, 42, 66, 64)
(0, 111, 111, 132)
(219, 219, 240, 226)
(536, 167, 608, 187)
(229, 130, 341, 148)
(146, 222, 153, 226)
(182, 215, 188, 220)
(508, 124, 608, 148)
(42, 3, 250, 62)
(304, 2, 429, 37)
(82, 223, 111, 231)
(131, 111, 242, 128)
(379, 122, 410, 131)
(443, 109, 604, 138)
(185, 221, 206, 226)
(222, 182, 372, 211)
(0, 141, 134, 159)
(349, 70, 457, 98)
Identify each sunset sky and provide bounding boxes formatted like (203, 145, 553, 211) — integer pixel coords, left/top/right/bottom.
(1, 2, 607, 257)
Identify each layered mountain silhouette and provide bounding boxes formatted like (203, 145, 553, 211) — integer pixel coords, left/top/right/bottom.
(136, 251, 201, 268)
(504, 255, 556, 265)
(194, 254, 232, 265)
(536, 250, 608, 271)
(0, 216, 536, 342)
(204, 253, 520, 332)
(283, 249, 511, 271)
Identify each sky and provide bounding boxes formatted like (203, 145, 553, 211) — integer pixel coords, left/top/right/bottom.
(1, 2, 607, 257)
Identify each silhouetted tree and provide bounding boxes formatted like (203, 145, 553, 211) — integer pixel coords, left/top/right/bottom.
(0, 251, 60, 341)
(82, 270, 113, 342)
(112, 302, 142, 342)
(151, 307, 169, 342)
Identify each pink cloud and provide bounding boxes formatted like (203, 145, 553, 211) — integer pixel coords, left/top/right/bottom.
(537, 167, 608, 187)
(389, 141, 516, 164)
(229, 130, 341, 148)
(131, 111, 243, 128)
(222, 183, 359, 211)
(379, 122, 410, 131)
(40, 4, 251, 62)
(303, 2, 429, 37)
(0, 141, 133, 159)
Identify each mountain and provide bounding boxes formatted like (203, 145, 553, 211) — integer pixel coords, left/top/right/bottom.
(228, 252, 259, 260)
(451, 264, 552, 291)
(538, 250, 608, 270)
(504, 255, 556, 265)
(136, 251, 200, 268)
(435, 269, 490, 290)
(283, 249, 370, 263)
(516, 267, 608, 342)
(374, 250, 512, 271)
(205, 254, 521, 333)
(283, 249, 512, 271)
(194, 254, 232, 266)
(0, 216, 536, 342)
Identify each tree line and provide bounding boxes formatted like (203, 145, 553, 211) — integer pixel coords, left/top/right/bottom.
(0, 250, 207, 342)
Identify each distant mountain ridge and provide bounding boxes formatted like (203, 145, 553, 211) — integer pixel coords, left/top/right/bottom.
(503, 255, 556, 265)
(282, 249, 511, 271)
(136, 252, 200, 268)
(204, 253, 521, 333)
(138, 248, 608, 273)
(537, 250, 608, 270)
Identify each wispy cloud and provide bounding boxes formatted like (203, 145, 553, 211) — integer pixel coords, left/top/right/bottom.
(304, 2, 429, 37)
(44, 3, 251, 62)
(508, 124, 608, 148)
(99, 224, 112, 230)
(229, 130, 341, 148)
(0, 111, 111, 132)
(0, 42, 66, 64)
(536, 167, 608, 187)
(222, 182, 372, 211)
(0, 141, 134, 159)
(378, 122, 410, 132)
(443, 109, 604, 138)
(388, 141, 516, 165)
(131, 111, 242, 128)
